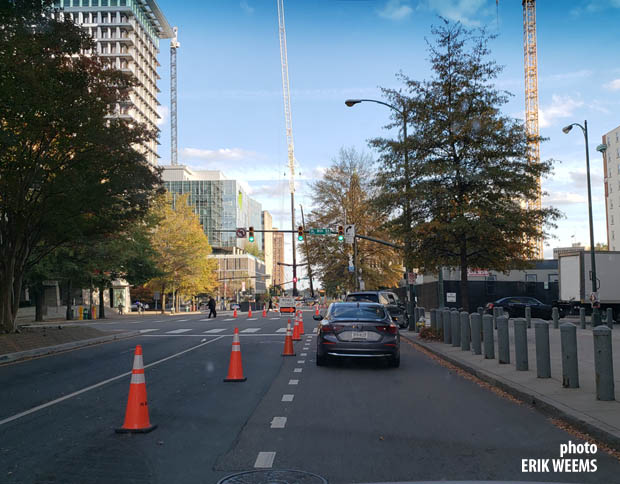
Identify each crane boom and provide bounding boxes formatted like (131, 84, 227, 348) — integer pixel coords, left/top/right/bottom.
(277, 0, 295, 195)
(523, 0, 543, 258)
(170, 26, 179, 166)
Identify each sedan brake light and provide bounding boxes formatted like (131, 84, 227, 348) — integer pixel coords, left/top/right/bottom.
(320, 323, 334, 333)
(376, 324, 398, 335)
(486, 303, 494, 309)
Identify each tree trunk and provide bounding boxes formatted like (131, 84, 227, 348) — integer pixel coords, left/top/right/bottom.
(99, 283, 106, 319)
(0, 254, 25, 333)
(460, 242, 470, 312)
(34, 283, 44, 322)
(161, 284, 166, 315)
(66, 279, 73, 320)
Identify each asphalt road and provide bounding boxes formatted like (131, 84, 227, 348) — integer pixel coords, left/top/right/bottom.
(1, 309, 619, 483)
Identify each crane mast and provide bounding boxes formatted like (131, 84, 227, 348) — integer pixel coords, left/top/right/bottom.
(277, 0, 298, 295)
(170, 26, 179, 166)
(523, 0, 543, 258)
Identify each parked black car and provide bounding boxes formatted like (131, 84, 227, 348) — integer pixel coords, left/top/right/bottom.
(345, 291, 409, 328)
(485, 296, 563, 319)
(315, 302, 400, 367)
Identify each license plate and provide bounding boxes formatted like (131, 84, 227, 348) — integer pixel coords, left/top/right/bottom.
(351, 331, 368, 340)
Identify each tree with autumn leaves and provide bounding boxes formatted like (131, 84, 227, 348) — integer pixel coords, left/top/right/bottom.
(147, 194, 218, 312)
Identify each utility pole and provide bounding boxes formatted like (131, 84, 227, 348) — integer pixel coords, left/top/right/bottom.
(300, 205, 315, 297)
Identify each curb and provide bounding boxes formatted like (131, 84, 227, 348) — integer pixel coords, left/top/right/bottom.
(0, 331, 140, 364)
(401, 332, 620, 452)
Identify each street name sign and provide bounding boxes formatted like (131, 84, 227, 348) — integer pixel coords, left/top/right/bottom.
(309, 228, 330, 235)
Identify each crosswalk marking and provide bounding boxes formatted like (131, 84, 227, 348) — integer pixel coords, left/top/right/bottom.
(270, 416, 287, 429)
(241, 328, 260, 333)
(270, 317, 280, 320)
(276, 328, 287, 333)
(282, 394, 294, 402)
(176, 319, 188, 322)
(254, 452, 276, 469)
(224, 318, 235, 321)
(139, 329, 159, 334)
(166, 328, 192, 334)
(248, 318, 258, 321)
(204, 328, 226, 334)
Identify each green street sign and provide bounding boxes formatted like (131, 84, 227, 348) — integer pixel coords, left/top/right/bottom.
(309, 228, 330, 235)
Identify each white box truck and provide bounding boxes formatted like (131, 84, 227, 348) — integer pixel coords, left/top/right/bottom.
(558, 251, 620, 318)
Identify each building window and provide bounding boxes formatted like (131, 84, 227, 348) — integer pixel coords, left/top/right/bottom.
(611, 200, 614, 209)
(485, 275, 496, 296)
(612, 215, 614, 225)
(613, 231, 615, 240)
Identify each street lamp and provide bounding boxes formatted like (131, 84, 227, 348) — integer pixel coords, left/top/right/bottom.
(345, 98, 419, 323)
(562, 120, 601, 326)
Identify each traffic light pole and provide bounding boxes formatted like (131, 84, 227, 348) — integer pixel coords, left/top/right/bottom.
(300, 205, 315, 297)
(291, 192, 297, 296)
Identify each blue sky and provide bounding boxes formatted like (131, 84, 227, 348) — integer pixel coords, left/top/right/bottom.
(154, 0, 620, 270)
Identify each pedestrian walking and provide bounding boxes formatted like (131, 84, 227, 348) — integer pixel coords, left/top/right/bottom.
(268, 299, 273, 312)
(137, 301, 143, 315)
(118, 302, 124, 315)
(208, 296, 217, 319)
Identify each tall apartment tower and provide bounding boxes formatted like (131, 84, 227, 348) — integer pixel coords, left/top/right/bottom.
(602, 125, 620, 250)
(52, 0, 173, 165)
(272, 229, 285, 289)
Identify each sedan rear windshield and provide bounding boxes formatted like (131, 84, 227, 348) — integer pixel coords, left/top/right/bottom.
(331, 305, 386, 320)
(345, 293, 379, 303)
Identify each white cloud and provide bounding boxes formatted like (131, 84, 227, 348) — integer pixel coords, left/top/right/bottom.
(240, 1, 254, 14)
(604, 79, 620, 90)
(543, 192, 586, 206)
(416, 0, 489, 26)
(538, 95, 584, 128)
(181, 147, 258, 161)
(156, 105, 169, 127)
(568, 170, 604, 190)
(378, 0, 413, 20)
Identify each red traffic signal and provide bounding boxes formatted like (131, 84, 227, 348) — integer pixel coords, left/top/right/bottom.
(293, 277, 298, 283)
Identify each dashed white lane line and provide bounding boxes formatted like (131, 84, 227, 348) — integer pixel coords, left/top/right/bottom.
(301, 353, 307, 357)
(176, 319, 189, 322)
(270, 317, 280, 320)
(204, 328, 226, 333)
(139, 329, 159, 334)
(247, 318, 258, 321)
(297, 360, 305, 364)
(166, 328, 192, 334)
(241, 328, 260, 333)
(282, 394, 294, 402)
(270, 416, 287, 428)
(294, 368, 302, 373)
(313, 328, 318, 333)
(254, 452, 276, 469)
(276, 327, 287, 333)
(0, 336, 226, 427)
(288, 379, 299, 385)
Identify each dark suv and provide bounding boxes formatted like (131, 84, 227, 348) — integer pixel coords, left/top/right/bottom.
(345, 291, 409, 328)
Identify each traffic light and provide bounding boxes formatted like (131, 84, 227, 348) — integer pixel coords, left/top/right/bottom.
(297, 226, 304, 241)
(337, 225, 344, 241)
(248, 226, 255, 242)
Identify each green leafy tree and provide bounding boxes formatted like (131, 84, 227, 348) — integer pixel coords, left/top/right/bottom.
(371, 20, 560, 310)
(304, 148, 403, 294)
(0, 1, 161, 331)
(147, 194, 218, 313)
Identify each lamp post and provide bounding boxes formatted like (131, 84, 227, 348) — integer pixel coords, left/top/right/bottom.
(563, 120, 601, 326)
(345, 98, 416, 323)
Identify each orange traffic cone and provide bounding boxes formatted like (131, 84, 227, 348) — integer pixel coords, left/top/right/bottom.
(282, 319, 295, 356)
(116, 345, 156, 433)
(248, 307, 253, 318)
(233, 308, 237, 318)
(224, 328, 246, 382)
(292, 317, 301, 341)
(262, 305, 267, 318)
(315, 305, 319, 316)
(298, 311, 305, 335)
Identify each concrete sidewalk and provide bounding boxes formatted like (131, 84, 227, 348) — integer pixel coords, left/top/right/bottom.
(402, 318, 620, 450)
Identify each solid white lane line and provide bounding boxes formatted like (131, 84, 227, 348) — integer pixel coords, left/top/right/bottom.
(270, 417, 287, 429)
(297, 360, 305, 364)
(204, 328, 226, 333)
(166, 328, 192, 334)
(294, 368, 302, 373)
(282, 394, 294, 402)
(0, 336, 226, 427)
(288, 379, 299, 385)
(301, 353, 307, 357)
(241, 328, 260, 333)
(276, 328, 287, 333)
(254, 452, 276, 469)
(139, 329, 159, 334)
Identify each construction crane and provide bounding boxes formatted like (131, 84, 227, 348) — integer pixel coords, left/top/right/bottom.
(276, 0, 299, 295)
(522, 0, 543, 259)
(170, 26, 180, 165)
